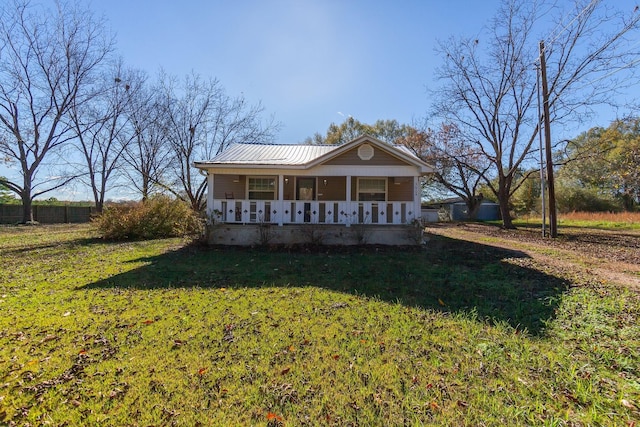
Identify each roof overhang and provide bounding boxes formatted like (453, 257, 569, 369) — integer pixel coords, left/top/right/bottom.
(194, 135, 435, 175)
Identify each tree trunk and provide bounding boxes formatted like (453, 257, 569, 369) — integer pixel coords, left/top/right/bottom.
(497, 184, 515, 229)
(21, 194, 33, 223)
(464, 195, 483, 220)
(499, 201, 514, 229)
(21, 173, 34, 223)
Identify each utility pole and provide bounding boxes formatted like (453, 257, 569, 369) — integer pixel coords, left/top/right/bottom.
(539, 40, 558, 238)
(535, 64, 546, 238)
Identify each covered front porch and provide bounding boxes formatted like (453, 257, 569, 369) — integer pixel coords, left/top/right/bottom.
(206, 173, 422, 226)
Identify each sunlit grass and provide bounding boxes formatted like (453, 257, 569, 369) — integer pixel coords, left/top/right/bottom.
(516, 211, 640, 230)
(1, 224, 639, 426)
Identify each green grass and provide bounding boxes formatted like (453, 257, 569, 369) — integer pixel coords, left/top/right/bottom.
(513, 213, 640, 231)
(1, 224, 639, 426)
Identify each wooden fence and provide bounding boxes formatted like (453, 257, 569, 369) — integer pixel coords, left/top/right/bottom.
(0, 204, 96, 224)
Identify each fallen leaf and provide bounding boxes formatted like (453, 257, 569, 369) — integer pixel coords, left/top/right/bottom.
(267, 412, 283, 421)
(332, 354, 340, 360)
(41, 334, 58, 343)
(63, 311, 71, 317)
(198, 368, 208, 376)
(142, 320, 154, 325)
(69, 399, 81, 407)
(621, 399, 637, 410)
(438, 298, 445, 306)
(280, 367, 291, 375)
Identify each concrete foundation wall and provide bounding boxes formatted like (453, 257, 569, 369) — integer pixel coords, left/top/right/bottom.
(208, 224, 424, 246)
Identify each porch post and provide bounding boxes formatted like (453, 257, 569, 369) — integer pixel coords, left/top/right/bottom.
(277, 175, 284, 226)
(345, 175, 351, 227)
(207, 172, 215, 217)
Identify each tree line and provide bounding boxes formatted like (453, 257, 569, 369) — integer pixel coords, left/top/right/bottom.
(1, 0, 639, 229)
(0, 0, 278, 223)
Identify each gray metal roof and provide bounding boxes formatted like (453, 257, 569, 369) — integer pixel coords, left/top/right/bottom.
(200, 143, 337, 166)
(194, 136, 434, 174)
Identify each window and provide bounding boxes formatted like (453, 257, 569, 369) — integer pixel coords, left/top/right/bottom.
(248, 177, 275, 200)
(358, 178, 386, 201)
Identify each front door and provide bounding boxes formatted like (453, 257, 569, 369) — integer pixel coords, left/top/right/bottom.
(297, 178, 315, 222)
(296, 178, 315, 201)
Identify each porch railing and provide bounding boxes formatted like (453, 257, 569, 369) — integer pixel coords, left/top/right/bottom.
(210, 199, 418, 225)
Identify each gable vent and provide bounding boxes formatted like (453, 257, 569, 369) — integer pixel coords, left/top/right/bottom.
(357, 143, 374, 160)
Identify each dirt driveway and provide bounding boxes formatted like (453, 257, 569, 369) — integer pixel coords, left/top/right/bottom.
(425, 222, 640, 291)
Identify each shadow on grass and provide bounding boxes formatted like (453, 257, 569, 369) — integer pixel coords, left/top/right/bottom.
(79, 233, 571, 336)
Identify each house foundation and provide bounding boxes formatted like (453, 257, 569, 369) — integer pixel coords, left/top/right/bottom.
(208, 224, 424, 246)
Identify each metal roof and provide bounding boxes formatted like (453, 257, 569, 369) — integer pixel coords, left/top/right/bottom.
(194, 136, 434, 174)
(200, 143, 336, 166)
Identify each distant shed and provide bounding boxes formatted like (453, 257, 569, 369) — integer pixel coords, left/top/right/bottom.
(429, 198, 501, 221)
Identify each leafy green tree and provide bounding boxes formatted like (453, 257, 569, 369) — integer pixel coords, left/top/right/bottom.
(558, 117, 640, 211)
(308, 117, 416, 145)
(605, 118, 640, 210)
(0, 177, 17, 203)
(510, 171, 542, 216)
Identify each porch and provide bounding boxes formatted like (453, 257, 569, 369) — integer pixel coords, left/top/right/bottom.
(209, 199, 419, 226)
(207, 172, 421, 226)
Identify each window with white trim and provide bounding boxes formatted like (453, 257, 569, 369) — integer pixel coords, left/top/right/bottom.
(357, 178, 387, 201)
(248, 177, 276, 200)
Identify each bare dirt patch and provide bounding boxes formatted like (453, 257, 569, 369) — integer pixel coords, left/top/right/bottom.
(426, 222, 640, 290)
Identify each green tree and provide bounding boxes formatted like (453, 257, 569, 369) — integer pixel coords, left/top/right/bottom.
(558, 117, 640, 211)
(510, 171, 543, 216)
(0, 177, 17, 203)
(308, 117, 416, 145)
(605, 118, 640, 210)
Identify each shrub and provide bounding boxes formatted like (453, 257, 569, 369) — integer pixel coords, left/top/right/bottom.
(94, 195, 203, 239)
(556, 186, 622, 213)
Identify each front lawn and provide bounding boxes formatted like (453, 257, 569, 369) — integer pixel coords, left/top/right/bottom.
(0, 224, 638, 426)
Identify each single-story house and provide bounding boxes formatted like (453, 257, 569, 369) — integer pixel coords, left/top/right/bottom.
(194, 135, 435, 245)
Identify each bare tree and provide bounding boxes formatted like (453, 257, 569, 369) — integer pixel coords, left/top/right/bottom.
(401, 124, 491, 218)
(68, 60, 145, 212)
(432, 0, 640, 228)
(158, 71, 280, 211)
(121, 78, 172, 202)
(0, 0, 112, 222)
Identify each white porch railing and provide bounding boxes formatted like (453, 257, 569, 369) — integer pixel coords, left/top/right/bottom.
(210, 199, 419, 225)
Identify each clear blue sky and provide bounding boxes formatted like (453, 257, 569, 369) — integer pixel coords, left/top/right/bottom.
(96, 0, 502, 143)
(3, 0, 639, 201)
